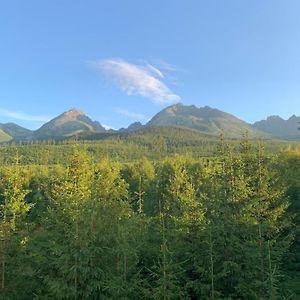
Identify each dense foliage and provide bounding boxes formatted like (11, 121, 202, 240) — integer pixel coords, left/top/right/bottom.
(0, 137, 299, 299)
(0, 126, 298, 165)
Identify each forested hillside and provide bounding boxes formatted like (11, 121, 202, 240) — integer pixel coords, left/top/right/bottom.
(0, 127, 297, 166)
(0, 136, 299, 299)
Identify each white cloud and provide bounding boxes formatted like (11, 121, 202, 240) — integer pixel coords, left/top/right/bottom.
(115, 108, 146, 120)
(0, 107, 51, 122)
(94, 58, 181, 104)
(102, 124, 116, 130)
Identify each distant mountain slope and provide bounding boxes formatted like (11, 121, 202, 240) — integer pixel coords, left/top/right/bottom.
(121, 125, 219, 145)
(253, 115, 300, 140)
(147, 103, 265, 138)
(119, 122, 144, 132)
(33, 109, 106, 139)
(0, 129, 12, 142)
(0, 123, 32, 139)
(75, 124, 220, 145)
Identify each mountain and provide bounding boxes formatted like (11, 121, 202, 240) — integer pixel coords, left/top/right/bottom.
(119, 122, 144, 133)
(33, 108, 106, 139)
(0, 123, 32, 142)
(0, 123, 32, 139)
(147, 103, 265, 138)
(0, 129, 12, 142)
(253, 115, 300, 140)
(0, 104, 298, 142)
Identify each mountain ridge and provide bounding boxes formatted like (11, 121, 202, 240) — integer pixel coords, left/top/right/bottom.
(146, 103, 265, 138)
(33, 108, 106, 139)
(0, 123, 33, 141)
(0, 104, 299, 142)
(253, 114, 300, 140)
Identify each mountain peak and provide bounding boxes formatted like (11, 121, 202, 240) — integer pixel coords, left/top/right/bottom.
(170, 102, 183, 107)
(147, 103, 263, 138)
(288, 114, 299, 121)
(266, 115, 283, 121)
(253, 114, 300, 139)
(33, 108, 105, 139)
(167, 103, 214, 112)
(62, 108, 85, 117)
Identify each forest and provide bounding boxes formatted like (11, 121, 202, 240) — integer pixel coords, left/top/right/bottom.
(0, 135, 299, 299)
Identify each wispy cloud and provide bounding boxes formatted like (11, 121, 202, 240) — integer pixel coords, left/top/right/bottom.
(155, 59, 181, 72)
(115, 108, 146, 120)
(94, 58, 181, 104)
(0, 108, 51, 122)
(145, 63, 164, 78)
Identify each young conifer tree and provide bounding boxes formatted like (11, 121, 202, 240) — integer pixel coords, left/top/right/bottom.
(90, 158, 138, 299)
(150, 156, 205, 299)
(242, 143, 291, 298)
(0, 155, 32, 297)
(39, 149, 94, 299)
(121, 157, 155, 214)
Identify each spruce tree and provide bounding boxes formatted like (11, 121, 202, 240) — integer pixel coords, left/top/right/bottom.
(0, 156, 32, 298)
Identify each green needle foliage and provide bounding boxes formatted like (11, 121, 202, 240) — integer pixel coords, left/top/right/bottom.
(0, 156, 32, 299)
(0, 137, 298, 299)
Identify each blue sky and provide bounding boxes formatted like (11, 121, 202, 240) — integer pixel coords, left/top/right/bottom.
(1, 0, 300, 129)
